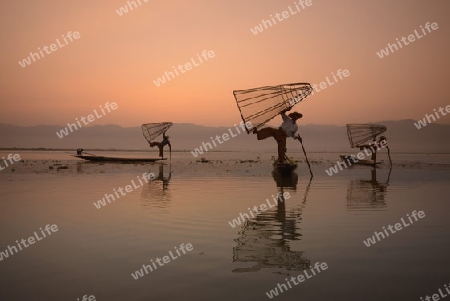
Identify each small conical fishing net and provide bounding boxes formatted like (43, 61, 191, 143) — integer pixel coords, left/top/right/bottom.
(346, 180, 387, 211)
(141, 122, 173, 143)
(233, 83, 313, 133)
(346, 124, 387, 148)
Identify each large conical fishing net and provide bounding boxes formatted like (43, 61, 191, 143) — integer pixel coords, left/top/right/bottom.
(141, 122, 173, 143)
(233, 83, 313, 133)
(232, 207, 310, 272)
(346, 124, 387, 148)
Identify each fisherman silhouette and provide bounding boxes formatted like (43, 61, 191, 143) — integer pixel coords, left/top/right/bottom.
(252, 109, 302, 164)
(149, 131, 171, 158)
(355, 136, 388, 163)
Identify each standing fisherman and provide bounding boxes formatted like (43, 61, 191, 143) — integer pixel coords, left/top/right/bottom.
(149, 131, 171, 158)
(253, 109, 303, 164)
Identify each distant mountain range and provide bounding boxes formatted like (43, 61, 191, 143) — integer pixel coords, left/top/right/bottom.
(0, 120, 449, 153)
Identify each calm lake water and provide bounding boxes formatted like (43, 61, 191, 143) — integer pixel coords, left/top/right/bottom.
(0, 151, 449, 301)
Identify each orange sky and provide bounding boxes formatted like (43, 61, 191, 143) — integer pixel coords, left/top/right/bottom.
(1, 0, 449, 127)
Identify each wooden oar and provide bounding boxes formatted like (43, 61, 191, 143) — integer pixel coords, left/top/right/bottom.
(386, 145, 392, 166)
(296, 133, 313, 179)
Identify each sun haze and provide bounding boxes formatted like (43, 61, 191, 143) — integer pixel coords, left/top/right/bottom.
(0, 0, 449, 127)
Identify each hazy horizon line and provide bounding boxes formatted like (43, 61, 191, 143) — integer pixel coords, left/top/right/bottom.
(1, 147, 449, 155)
(1, 118, 450, 129)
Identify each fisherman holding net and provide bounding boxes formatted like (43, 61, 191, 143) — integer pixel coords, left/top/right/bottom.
(253, 109, 303, 164)
(356, 135, 388, 162)
(149, 131, 171, 158)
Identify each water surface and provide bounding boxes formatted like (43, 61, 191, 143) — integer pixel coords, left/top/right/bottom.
(0, 151, 449, 300)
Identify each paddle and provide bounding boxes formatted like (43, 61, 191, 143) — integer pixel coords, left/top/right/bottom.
(296, 133, 313, 179)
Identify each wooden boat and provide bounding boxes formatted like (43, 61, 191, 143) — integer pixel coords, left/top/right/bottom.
(71, 123, 173, 164)
(72, 154, 165, 163)
(273, 156, 298, 175)
(339, 155, 381, 166)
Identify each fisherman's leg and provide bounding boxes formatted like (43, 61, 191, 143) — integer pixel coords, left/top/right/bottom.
(159, 146, 164, 158)
(256, 128, 277, 140)
(274, 131, 287, 164)
(276, 138, 287, 164)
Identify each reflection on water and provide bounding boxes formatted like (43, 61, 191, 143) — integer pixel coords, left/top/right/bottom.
(1, 152, 450, 301)
(232, 174, 312, 273)
(346, 167, 391, 211)
(77, 161, 83, 173)
(140, 163, 172, 209)
(272, 170, 299, 192)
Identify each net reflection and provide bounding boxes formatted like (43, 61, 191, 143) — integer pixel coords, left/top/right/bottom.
(140, 163, 172, 209)
(346, 167, 391, 211)
(232, 174, 311, 273)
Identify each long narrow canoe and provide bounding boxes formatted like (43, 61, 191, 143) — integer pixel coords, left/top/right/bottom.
(72, 154, 166, 163)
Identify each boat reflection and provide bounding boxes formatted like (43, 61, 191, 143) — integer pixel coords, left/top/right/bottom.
(140, 163, 172, 209)
(232, 178, 311, 273)
(76, 161, 83, 173)
(272, 170, 299, 192)
(346, 167, 391, 211)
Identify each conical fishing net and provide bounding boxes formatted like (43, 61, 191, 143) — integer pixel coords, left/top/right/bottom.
(233, 83, 313, 133)
(346, 124, 387, 148)
(141, 122, 173, 143)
